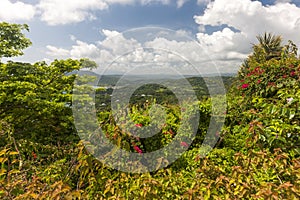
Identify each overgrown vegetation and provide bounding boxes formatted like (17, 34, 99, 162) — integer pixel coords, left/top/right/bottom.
(0, 23, 299, 199)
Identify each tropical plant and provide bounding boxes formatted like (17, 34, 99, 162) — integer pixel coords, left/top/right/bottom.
(1, 22, 300, 199)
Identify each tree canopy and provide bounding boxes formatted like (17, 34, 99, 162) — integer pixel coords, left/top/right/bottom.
(0, 59, 85, 144)
(0, 22, 32, 60)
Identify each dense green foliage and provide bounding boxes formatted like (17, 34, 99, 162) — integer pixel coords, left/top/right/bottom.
(0, 60, 83, 144)
(224, 36, 300, 155)
(0, 23, 299, 199)
(0, 22, 32, 59)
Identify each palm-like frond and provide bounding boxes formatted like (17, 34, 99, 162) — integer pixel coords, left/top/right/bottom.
(256, 33, 283, 60)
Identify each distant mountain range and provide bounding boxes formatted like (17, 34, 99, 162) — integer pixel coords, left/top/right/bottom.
(84, 71, 237, 110)
(74, 71, 236, 94)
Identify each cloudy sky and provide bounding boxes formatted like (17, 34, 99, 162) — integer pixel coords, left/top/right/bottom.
(1, 0, 300, 74)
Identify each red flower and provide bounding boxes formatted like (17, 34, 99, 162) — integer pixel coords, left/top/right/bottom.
(180, 142, 188, 147)
(282, 75, 287, 78)
(268, 82, 275, 86)
(257, 80, 261, 84)
(32, 151, 37, 160)
(290, 71, 295, 76)
(135, 124, 143, 128)
(242, 84, 249, 89)
(133, 146, 143, 154)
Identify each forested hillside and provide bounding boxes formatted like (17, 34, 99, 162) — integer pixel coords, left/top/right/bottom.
(0, 23, 299, 199)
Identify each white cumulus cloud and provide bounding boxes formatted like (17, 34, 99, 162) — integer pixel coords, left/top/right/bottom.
(0, 0, 35, 22)
(36, 0, 177, 25)
(99, 29, 142, 55)
(45, 28, 220, 74)
(46, 45, 70, 57)
(44, 0, 300, 74)
(194, 0, 300, 70)
(70, 40, 100, 59)
(37, 0, 108, 25)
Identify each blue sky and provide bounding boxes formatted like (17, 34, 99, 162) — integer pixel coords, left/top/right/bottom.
(1, 0, 300, 74)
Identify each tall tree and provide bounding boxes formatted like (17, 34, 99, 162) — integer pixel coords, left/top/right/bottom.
(0, 22, 32, 61)
(0, 59, 94, 144)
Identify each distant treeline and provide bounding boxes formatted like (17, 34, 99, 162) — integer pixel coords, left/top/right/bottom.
(95, 75, 236, 111)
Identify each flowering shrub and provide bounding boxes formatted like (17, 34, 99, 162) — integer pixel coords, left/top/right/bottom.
(133, 145, 143, 154)
(97, 100, 210, 153)
(225, 41, 300, 156)
(1, 26, 300, 199)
